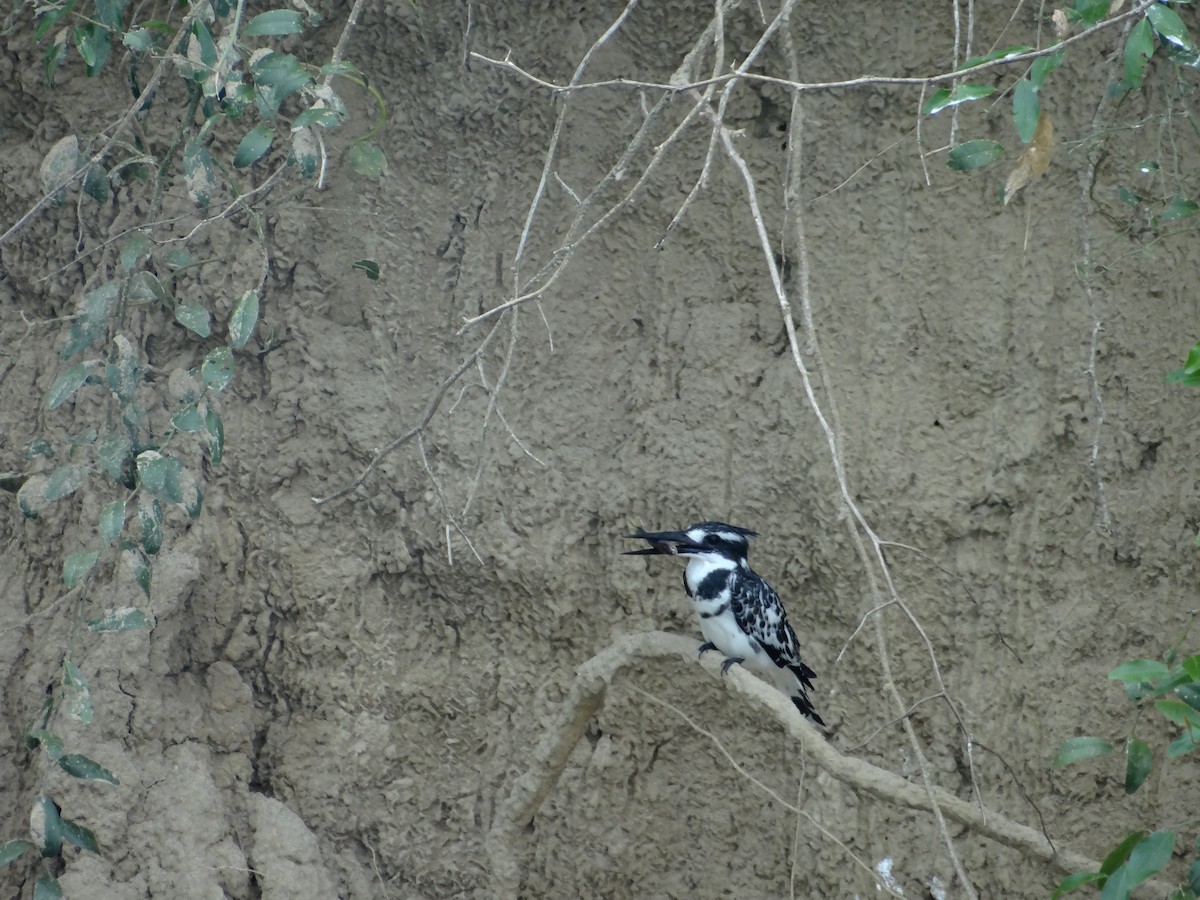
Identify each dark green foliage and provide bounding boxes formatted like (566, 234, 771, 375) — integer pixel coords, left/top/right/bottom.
(1054, 651, 1200, 897)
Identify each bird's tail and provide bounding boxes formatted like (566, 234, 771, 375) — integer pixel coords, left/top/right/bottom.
(772, 665, 825, 728)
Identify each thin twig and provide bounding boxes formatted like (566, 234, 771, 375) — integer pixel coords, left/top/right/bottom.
(467, 4, 1153, 99)
(627, 684, 907, 900)
(728, 34, 979, 891)
(0, 1, 210, 249)
(311, 320, 503, 505)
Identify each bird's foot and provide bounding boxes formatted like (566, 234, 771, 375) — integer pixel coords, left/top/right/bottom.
(719, 657, 745, 676)
(697, 641, 718, 659)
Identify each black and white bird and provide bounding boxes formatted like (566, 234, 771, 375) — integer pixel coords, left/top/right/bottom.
(625, 521, 825, 727)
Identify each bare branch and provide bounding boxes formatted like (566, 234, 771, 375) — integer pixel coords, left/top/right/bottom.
(468, 2, 1153, 99)
(485, 631, 1128, 899)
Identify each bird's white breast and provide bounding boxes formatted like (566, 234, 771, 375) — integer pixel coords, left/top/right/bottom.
(685, 555, 766, 664)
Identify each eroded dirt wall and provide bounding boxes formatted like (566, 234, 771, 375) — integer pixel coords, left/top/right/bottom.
(3, 1, 1200, 897)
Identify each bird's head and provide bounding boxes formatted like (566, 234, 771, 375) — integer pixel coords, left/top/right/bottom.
(624, 521, 757, 564)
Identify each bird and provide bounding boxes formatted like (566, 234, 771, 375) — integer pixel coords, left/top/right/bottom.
(625, 521, 825, 727)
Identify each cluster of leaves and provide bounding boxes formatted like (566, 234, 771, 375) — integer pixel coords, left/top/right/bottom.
(5, 0, 386, 894)
(34, 0, 387, 183)
(1052, 653, 1200, 898)
(923, 0, 1198, 199)
(0, 688, 122, 894)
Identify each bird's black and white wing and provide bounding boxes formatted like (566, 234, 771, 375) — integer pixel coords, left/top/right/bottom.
(728, 569, 822, 723)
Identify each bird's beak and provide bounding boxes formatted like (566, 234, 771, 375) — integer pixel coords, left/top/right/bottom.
(623, 529, 696, 556)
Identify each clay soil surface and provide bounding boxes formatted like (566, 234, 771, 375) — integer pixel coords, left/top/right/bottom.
(3, 2, 1199, 898)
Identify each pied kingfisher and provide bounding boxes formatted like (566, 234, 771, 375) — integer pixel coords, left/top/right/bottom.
(625, 521, 825, 727)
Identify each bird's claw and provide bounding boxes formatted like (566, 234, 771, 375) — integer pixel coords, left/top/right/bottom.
(697, 641, 718, 659)
(719, 657, 744, 676)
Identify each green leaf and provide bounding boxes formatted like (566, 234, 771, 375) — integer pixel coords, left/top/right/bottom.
(229, 290, 260, 349)
(1053, 736, 1113, 767)
(99, 499, 126, 541)
(97, 431, 133, 484)
(181, 477, 203, 518)
(1030, 50, 1065, 90)
(172, 404, 206, 432)
(93, 0, 122, 30)
(119, 232, 152, 272)
(123, 27, 152, 51)
(32, 795, 62, 858)
(1178, 342, 1200, 374)
(1013, 78, 1039, 144)
(243, 9, 304, 36)
(127, 271, 171, 305)
(136, 452, 183, 498)
(123, 549, 152, 598)
(62, 282, 118, 359)
(88, 607, 153, 633)
(63, 549, 100, 588)
(183, 139, 217, 208)
(233, 123, 274, 167)
(83, 164, 109, 202)
(32, 729, 64, 761)
(0, 839, 35, 867)
(17, 478, 45, 519)
(1109, 659, 1169, 682)
(291, 106, 341, 130)
(957, 45, 1033, 71)
(33, 875, 62, 900)
(62, 660, 93, 724)
(1072, 0, 1110, 28)
(1177, 682, 1200, 713)
(45, 465, 88, 501)
(1153, 668, 1192, 696)
(1168, 729, 1199, 758)
(1162, 195, 1199, 221)
(1189, 859, 1200, 895)
(1181, 655, 1200, 682)
(319, 60, 360, 77)
(947, 140, 1004, 171)
(34, 0, 74, 41)
(923, 83, 996, 116)
(175, 303, 212, 337)
(290, 127, 319, 177)
(39, 134, 80, 198)
(105, 334, 140, 403)
(1147, 3, 1196, 51)
(163, 248, 192, 270)
(1166, 367, 1200, 386)
(72, 24, 97, 69)
(44, 37, 70, 88)
(190, 19, 216, 68)
(58, 753, 119, 785)
(1125, 17, 1155, 89)
(138, 497, 163, 555)
(1102, 831, 1176, 900)
(1052, 870, 1104, 899)
(202, 346, 235, 392)
(1155, 698, 1200, 727)
(59, 818, 99, 855)
(206, 408, 224, 465)
(1124, 738, 1152, 793)
(1101, 831, 1147, 876)
(47, 361, 97, 410)
(353, 259, 380, 280)
(347, 141, 387, 178)
(252, 51, 312, 117)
